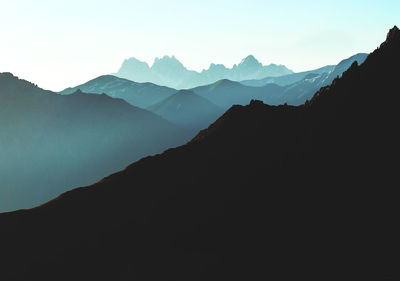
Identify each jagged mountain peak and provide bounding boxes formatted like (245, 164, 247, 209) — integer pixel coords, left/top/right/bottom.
(124, 57, 146, 63)
(121, 57, 150, 68)
(153, 55, 183, 66)
(116, 55, 292, 88)
(386, 25, 399, 41)
(207, 63, 229, 71)
(239, 55, 261, 66)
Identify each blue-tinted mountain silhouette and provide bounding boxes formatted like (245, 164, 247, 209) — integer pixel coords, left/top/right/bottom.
(192, 79, 284, 109)
(192, 53, 368, 109)
(115, 55, 293, 89)
(1, 26, 398, 281)
(0, 74, 189, 211)
(240, 64, 336, 87)
(59, 75, 177, 108)
(61, 53, 367, 140)
(279, 53, 368, 105)
(241, 53, 367, 87)
(147, 90, 224, 135)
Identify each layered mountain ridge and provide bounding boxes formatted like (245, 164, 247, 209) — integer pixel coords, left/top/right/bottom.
(0, 26, 398, 280)
(60, 75, 176, 108)
(0, 74, 189, 211)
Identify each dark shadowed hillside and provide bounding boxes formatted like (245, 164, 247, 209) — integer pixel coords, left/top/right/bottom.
(0, 27, 399, 281)
(0, 77, 189, 211)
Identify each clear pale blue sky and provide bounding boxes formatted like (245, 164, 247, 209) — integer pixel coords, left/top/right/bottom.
(0, 0, 398, 91)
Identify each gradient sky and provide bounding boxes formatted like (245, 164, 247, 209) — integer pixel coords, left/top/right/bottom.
(0, 0, 398, 91)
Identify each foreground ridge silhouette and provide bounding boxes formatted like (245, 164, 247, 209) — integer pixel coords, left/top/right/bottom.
(0, 77, 188, 212)
(0, 26, 399, 281)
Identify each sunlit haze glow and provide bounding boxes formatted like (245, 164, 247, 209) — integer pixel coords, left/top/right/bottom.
(0, 0, 398, 91)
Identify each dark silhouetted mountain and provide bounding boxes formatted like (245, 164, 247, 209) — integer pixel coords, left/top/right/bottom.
(0, 74, 189, 211)
(115, 55, 293, 89)
(280, 53, 368, 105)
(147, 90, 224, 134)
(326, 53, 368, 81)
(1, 27, 399, 281)
(59, 75, 177, 108)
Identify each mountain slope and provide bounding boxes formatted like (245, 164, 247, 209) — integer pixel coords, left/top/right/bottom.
(240, 64, 336, 87)
(240, 53, 367, 88)
(59, 75, 177, 108)
(280, 53, 368, 105)
(192, 79, 285, 109)
(326, 53, 368, 80)
(0, 75, 188, 211)
(190, 53, 368, 109)
(147, 90, 224, 133)
(115, 55, 293, 89)
(1, 27, 399, 281)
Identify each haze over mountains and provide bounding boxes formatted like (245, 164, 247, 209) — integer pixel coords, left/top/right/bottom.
(0, 74, 189, 211)
(60, 53, 368, 139)
(1, 26, 398, 281)
(183, 53, 368, 110)
(115, 55, 293, 89)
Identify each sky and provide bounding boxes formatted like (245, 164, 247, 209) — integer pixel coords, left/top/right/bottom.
(0, 0, 398, 91)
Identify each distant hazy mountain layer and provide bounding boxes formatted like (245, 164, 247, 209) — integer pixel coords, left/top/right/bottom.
(62, 53, 367, 111)
(191, 53, 368, 109)
(58, 54, 368, 141)
(115, 55, 293, 89)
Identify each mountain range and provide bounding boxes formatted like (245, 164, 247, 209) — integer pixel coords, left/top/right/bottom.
(60, 75, 176, 108)
(115, 55, 293, 89)
(240, 64, 336, 87)
(191, 53, 368, 108)
(0, 74, 190, 211)
(61, 53, 367, 138)
(1, 26, 398, 281)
